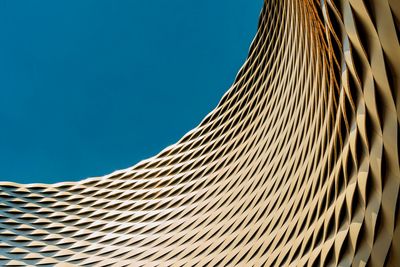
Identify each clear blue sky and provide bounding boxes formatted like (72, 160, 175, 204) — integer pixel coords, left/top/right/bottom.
(0, 0, 262, 184)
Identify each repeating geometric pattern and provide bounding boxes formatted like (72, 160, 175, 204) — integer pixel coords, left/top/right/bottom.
(0, 0, 399, 266)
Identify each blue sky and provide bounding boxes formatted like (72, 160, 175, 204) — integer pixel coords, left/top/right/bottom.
(0, 0, 262, 184)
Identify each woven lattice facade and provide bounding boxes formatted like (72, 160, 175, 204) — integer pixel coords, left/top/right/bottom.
(0, 0, 399, 266)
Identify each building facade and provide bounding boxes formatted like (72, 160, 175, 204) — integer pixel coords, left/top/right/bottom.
(0, 0, 399, 266)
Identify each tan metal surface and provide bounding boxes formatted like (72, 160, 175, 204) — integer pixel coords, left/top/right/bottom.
(0, 0, 399, 266)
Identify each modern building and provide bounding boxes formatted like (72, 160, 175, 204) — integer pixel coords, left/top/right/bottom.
(0, 0, 399, 266)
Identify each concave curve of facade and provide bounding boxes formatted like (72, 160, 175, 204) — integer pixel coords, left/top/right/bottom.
(0, 0, 399, 266)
